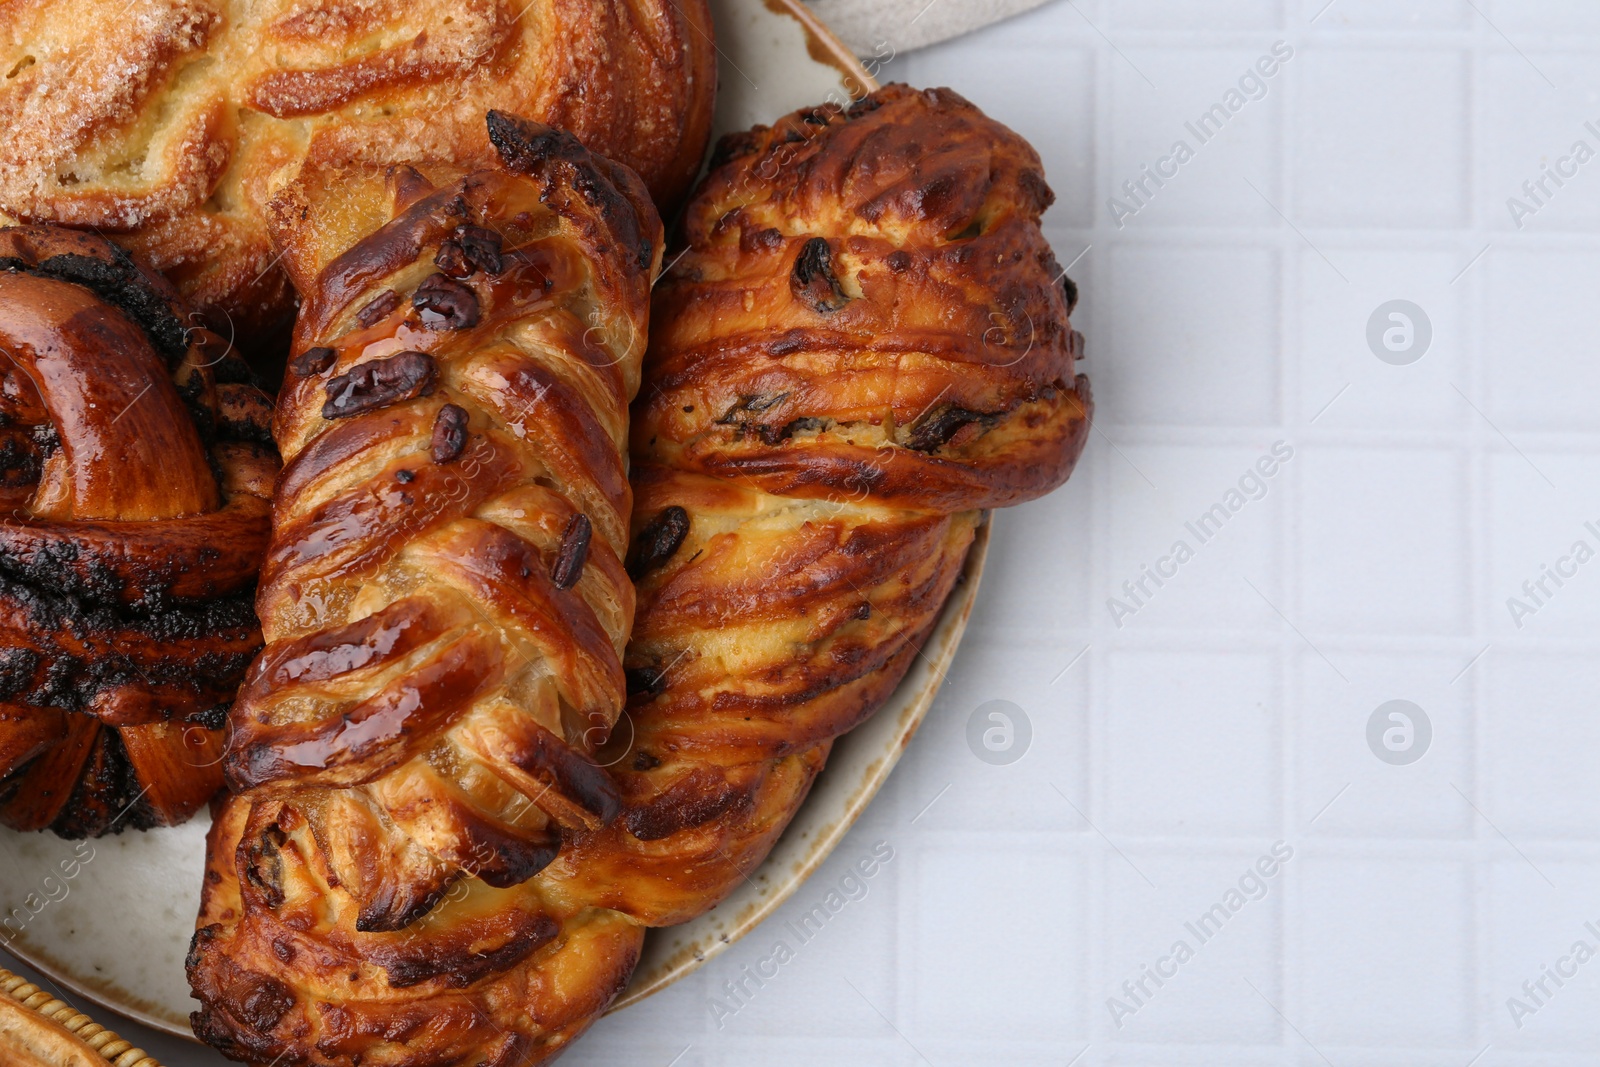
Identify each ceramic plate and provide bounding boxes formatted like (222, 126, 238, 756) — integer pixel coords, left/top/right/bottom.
(0, 0, 988, 1037)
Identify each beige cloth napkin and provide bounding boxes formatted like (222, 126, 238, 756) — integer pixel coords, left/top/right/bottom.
(805, 0, 1055, 54)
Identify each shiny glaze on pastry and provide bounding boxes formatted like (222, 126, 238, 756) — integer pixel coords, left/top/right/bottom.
(191, 86, 1089, 1066)
(187, 114, 660, 1066)
(560, 83, 1092, 923)
(0, 224, 277, 837)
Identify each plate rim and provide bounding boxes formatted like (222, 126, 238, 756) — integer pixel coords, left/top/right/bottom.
(762, 0, 877, 94)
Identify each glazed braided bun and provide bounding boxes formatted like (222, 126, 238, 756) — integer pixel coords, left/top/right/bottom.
(188, 114, 661, 1066)
(0, 0, 713, 340)
(552, 83, 1092, 923)
(0, 224, 277, 838)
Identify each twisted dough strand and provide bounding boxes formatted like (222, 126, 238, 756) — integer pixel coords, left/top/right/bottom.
(188, 114, 661, 1067)
(0, 225, 276, 838)
(552, 83, 1092, 923)
(192, 86, 1089, 1066)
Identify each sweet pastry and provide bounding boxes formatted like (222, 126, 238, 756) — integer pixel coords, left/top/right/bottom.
(187, 113, 660, 1066)
(191, 84, 1088, 1066)
(0, 224, 277, 838)
(563, 82, 1092, 923)
(0, 0, 715, 341)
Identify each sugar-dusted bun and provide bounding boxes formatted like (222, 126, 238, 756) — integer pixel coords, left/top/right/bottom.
(0, 0, 714, 341)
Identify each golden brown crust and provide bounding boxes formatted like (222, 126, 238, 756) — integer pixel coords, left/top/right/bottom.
(0, 0, 715, 340)
(558, 83, 1092, 923)
(191, 85, 1088, 1067)
(0, 224, 278, 837)
(187, 114, 662, 1067)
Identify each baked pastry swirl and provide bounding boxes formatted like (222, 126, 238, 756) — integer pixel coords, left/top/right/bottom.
(0, 0, 714, 340)
(191, 85, 1088, 1066)
(188, 114, 660, 1066)
(558, 82, 1093, 923)
(0, 224, 277, 838)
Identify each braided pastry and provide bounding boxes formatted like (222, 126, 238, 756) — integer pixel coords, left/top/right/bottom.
(556, 82, 1092, 923)
(188, 114, 661, 1066)
(0, 225, 277, 838)
(0, 0, 713, 339)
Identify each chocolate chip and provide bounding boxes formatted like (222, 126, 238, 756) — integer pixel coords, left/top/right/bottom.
(460, 225, 504, 272)
(715, 392, 793, 442)
(625, 667, 666, 697)
(413, 273, 480, 330)
(237, 977, 295, 1033)
(631, 750, 661, 770)
(847, 94, 883, 117)
(550, 513, 592, 590)
(430, 404, 469, 463)
(766, 331, 807, 357)
(905, 404, 997, 452)
(322, 351, 438, 420)
(769, 416, 824, 443)
(435, 225, 504, 278)
(354, 289, 400, 328)
(716, 393, 788, 422)
(434, 242, 470, 279)
(886, 250, 912, 273)
(791, 237, 849, 313)
(395, 469, 415, 483)
(291, 346, 336, 377)
(626, 505, 690, 579)
(243, 823, 287, 909)
(1061, 273, 1079, 315)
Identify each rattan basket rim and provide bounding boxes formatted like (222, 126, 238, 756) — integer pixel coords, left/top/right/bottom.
(0, 965, 164, 1067)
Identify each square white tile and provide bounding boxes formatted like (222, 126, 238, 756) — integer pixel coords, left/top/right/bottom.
(1295, 855, 1475, 1046)
(1486, 859, 1600, 1051)
(1293, 47, 1470, 228)
(1099, 848, 1288, 1044)
(904, 839, 1089, 1041)
(1483, 653, 1600, 839)
(1484, 248, 1600, 431)
(1104, 244, 1282, 426)
(901, 629, 1091, 834)
(1104, 646, 1283, 836)
(1109, 47, 1289, 229)
(1295, 445, 1470, 635)
(1106, 442, 1289, 632)
(1292, 248, 1468, 431)
(1293, 649, 1475, 839)
(1485, 451, 1600, 639)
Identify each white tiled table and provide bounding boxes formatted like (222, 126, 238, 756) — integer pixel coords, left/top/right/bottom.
(13, 1, 1600, 1063)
